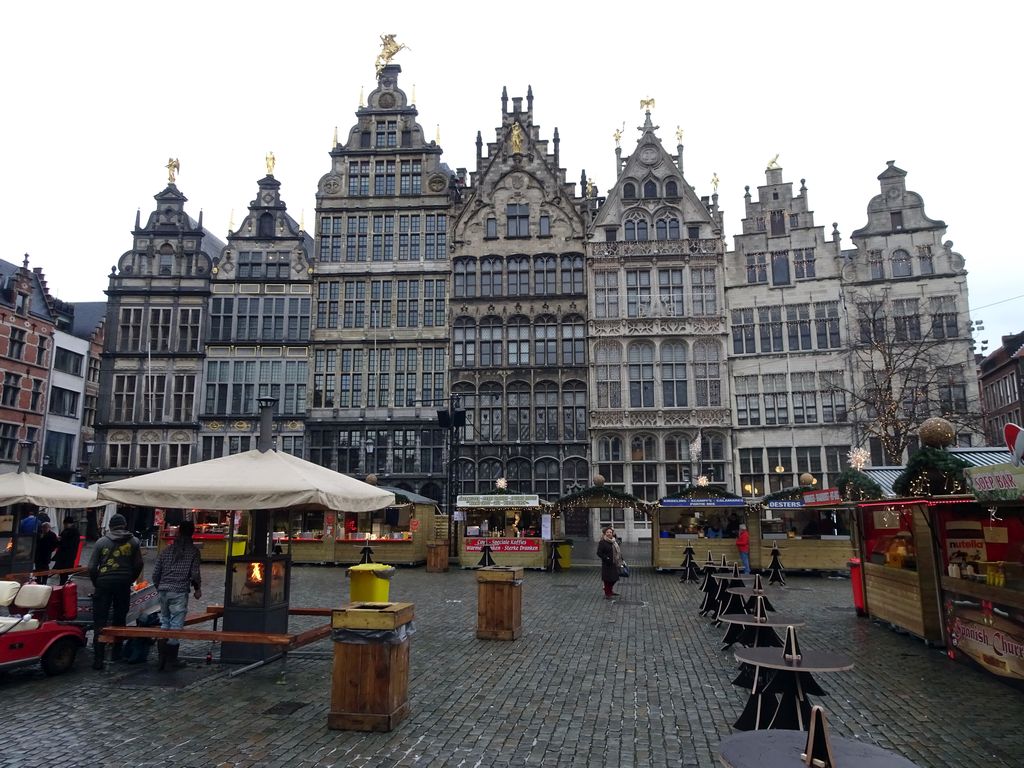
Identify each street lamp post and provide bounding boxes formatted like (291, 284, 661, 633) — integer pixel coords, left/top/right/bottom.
(436, 394, 466, 555)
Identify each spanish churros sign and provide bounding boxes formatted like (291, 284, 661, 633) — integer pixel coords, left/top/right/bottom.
(946, 605, 1024, 683)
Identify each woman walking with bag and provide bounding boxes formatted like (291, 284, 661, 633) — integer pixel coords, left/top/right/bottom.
(152, 521, 202, 671)
(597, 526, 623, 599)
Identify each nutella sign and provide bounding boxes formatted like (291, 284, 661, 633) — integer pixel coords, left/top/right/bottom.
(803, 487, 842, 506)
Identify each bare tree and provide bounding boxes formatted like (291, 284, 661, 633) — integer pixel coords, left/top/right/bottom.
(837, 292, 982, 464)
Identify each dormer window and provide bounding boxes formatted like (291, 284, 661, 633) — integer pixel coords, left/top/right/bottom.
(623, 183, 636, 200)
(258, 212, 274, 238)
(891, 211, 904, 231)
(665, 180, 679, 197)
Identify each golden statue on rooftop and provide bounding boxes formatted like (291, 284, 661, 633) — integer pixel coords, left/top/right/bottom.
(640, 97, 656, 111)
(375, 34, 408, 76)
(676, 125, 684, 143)
(265, 151, 276, 176)
(767, 153, 781, 170)
(711, 173, 720, 193)
(510, 122, 523, 153)
(166, 158, 180, 184)
(613, 125, 623, 147)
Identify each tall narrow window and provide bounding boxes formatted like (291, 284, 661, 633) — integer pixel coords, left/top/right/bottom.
(560, 316, 585, 366)
(595, 344, 622, 408)
(506, 204, 529, 237)
(594, 272, 619, 318)
(626, 269, 652, 318)
(735, 375, 760, 426)
(534, 316, 558, 366)
(746, 252, 768, 284)
(628, 343, 655, 408)
(732, 309, 756, 354)
(691, 268, 717, 316)
(693, 342, 721, 407)
(661, 342, 687, 407)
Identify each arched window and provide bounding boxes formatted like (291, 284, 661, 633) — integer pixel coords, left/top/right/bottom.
(479, 383, 503, 441)
(625, 221, 636, 241)
(479, 457, 503, 486)
(562, 380, 587, 441)
(630, 434, 658, 500)
(258, 212, 274, 238)
(891, 249, 913, 278)
(453, 258, 476, 298)
(533, 255, 557, 295)
(655, 216, 680, 241)
(561, 315, 585, 366)
(480, 257, 502, 297)
(669, 219, 680, 240)
(562, 456, 589, 494)
(453, 384, 476, 442)
(560, 254, 584, 294)
(665, 180, 679, 197)
(534, 457, 560, 500)
(507, 381, 531, 440)
(453, 317, 476, 367)
(661, 341, 688, 407)
(700, 432, 726, 485)
(507, 316, 530, 366)
(479, 316, 503, 367)
(596, 344, 622, 408)
(457, 457, 477, 490)
(628, 342, 655, 408)
(597, 435, 624, 486)
(535, 381, 558, 441)
(534, 315, 558, 365)
(508, 256, 530, 296)
(643, 180, 658, 198)
(665, 434, 693, 495)
(507, 457, 532, 493)
(623, 182, 636, 200)
(693, 341, 721, 406)
(636, 220, 649, 241)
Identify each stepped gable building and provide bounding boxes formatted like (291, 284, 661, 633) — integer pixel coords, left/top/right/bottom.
(0, 256, 59, 470)
(308, 63, 453, 503)
(586, 109, 730, 540)
(202, 168, 313, 460)
(93, 179, 223, 481)
(450, 87, 590, 510)
(843, 161, 981, 464)
(725, 164, 851, 497)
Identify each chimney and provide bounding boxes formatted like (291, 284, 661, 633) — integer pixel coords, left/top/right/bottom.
(256, 397, 278, 452)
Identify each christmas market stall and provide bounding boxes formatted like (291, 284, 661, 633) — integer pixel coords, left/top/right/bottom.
(455, 483, 555, 570)
(159, 508, 249, 563)
(331, 486, 444, 566)
(552, 477, 654, 568)
(754, 476, 856, 572)
(942, 426, 1023, 687)
(653, 485, 749, 571)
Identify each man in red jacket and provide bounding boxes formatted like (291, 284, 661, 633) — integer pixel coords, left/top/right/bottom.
(736, 524, 751, 574)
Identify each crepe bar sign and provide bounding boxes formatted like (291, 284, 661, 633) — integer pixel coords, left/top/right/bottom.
(947, 605, 1024, 682)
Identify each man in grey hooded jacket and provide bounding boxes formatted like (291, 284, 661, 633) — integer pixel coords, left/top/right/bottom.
(87, 513, 143, 669)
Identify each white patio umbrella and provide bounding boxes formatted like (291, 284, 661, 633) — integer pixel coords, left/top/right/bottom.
(0, 468, 104, 508)
(96, 449, 395, 511)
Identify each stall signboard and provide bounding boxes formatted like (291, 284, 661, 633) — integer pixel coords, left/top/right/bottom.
(767, 500, 804, 509)
(966, 463, 1024, 503)
(662, 498, 745, 507)
(946, 602, 1024, 683)
(457, 494, 540, 508)
(464, 537, 541, 553)
(804, 487, 842, 506)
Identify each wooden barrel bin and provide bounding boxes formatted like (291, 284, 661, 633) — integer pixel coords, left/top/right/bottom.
(476, 566, 523, 640)
(426, 541, 450, 573)
(328, 602, 414, 732)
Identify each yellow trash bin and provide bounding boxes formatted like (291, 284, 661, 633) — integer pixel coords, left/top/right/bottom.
(347, 563, 396, 603)
(556, 542, 572, 569)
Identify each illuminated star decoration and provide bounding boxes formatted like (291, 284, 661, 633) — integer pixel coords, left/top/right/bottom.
(696, 476, 710, 487)
(847, 447, 870, 471)
(495, 477, 508, 490)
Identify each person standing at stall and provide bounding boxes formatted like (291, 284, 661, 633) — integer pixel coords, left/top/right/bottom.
(152, 521, 202, 671)
(52, 516, 82, 585)
(597, 526, 623, 599)
(87, 513, 144, 670)
(736, 524, 751, 574)
(33, 522, 58, 583)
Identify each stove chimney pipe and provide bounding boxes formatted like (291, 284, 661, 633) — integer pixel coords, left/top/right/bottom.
(256, 397, 278, 452)
(17, 441, 32, 473)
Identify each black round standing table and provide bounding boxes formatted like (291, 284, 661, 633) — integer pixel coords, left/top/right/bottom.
(732, 647, 853, 731)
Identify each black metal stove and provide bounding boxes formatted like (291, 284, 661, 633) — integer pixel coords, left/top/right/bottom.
(220, 551, 291, 663)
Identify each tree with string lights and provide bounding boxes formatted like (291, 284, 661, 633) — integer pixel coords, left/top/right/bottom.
(839, 293, 983, 464)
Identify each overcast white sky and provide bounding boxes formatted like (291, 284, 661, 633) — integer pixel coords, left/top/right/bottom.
(2, 1, 1019, 346)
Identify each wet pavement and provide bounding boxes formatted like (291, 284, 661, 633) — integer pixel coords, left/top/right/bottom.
(2, 542, 1021, 767)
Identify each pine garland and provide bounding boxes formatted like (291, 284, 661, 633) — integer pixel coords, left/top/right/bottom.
(833, 468, 883, 501)
(892, 446, 970, 497)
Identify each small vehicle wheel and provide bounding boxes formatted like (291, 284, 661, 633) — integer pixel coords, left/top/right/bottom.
(42, 637, 79, 676)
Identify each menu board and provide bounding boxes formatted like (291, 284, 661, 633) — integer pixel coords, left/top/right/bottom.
(464, 537, 541, 553)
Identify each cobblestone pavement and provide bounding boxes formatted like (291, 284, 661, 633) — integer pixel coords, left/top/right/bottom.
(2, 543, 1021, 767)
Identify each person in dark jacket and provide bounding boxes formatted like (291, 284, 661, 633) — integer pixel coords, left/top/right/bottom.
(87, 513, 143, 669)
(152, 521, 202, 671)
(52, 516, 82, 585)
(34, 522, 59, 583)
(596, 526, 622, 599)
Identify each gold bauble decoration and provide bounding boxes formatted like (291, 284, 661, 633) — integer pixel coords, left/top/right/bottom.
(365, 473, 378, 486)
(919, 417, 956, 448)
(593, 474, 605, 487)
(799, 472, 816, 487)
